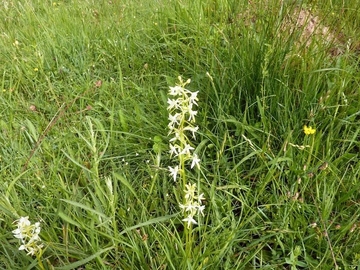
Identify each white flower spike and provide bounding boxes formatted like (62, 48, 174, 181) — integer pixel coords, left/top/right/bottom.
(167, 76, 205, 228)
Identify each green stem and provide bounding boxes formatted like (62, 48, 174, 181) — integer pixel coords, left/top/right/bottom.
(36, 252, 45, 270)
(185, 225, 192, 260)
(306, 135, 315, 167)
(178, 111, 193, 259)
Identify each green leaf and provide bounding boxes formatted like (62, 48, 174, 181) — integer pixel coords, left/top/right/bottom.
(113, 172, 139, 200)
(119, 214, 177, 236)
(60, 199, 109, 219)
(54, 246, 114, 270)
(57, 211, 82, 228)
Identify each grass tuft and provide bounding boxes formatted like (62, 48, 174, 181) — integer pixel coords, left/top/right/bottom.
(0, 0, 359, 269)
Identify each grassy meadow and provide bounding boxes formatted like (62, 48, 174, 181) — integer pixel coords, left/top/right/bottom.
(1, 0, 360, 269)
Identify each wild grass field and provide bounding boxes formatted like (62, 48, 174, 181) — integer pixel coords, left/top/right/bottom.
(0, 0, 360, 269)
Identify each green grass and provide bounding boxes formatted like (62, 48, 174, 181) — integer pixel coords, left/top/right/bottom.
(0, 0, 359, 269)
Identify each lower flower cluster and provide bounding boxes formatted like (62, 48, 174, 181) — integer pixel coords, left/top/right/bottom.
(179, 183, 205, 227)
(12, 216, 43, 256)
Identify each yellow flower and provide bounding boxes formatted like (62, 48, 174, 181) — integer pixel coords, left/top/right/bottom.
(303, 125, 316, 135)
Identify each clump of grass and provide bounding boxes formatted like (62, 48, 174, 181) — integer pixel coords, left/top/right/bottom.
(0, 0, 359, 269)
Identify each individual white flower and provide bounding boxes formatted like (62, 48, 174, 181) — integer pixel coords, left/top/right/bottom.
(184, 183, 196, 198)
(182, 216, 198, 228)
(189, 91, 199, 105)
(167, 98, 180, 110)
(168, 113, 181, 127)
(179, 143, 194, 156)
(18, 216, 31, 226)
(197, 205, 206, 216)
(168, 166, 179, 181)
(169, 144, 179, 157)
(191, 153, 200, 169)
(187, 109, 197, 122)
(169, 130, 180, 143)
(197, 193, 205, 203)
(26, 247, 37, 256)
(169, 86, 183, 96)
(184, 126, 199, 139)
(181, 202, 198, 214)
